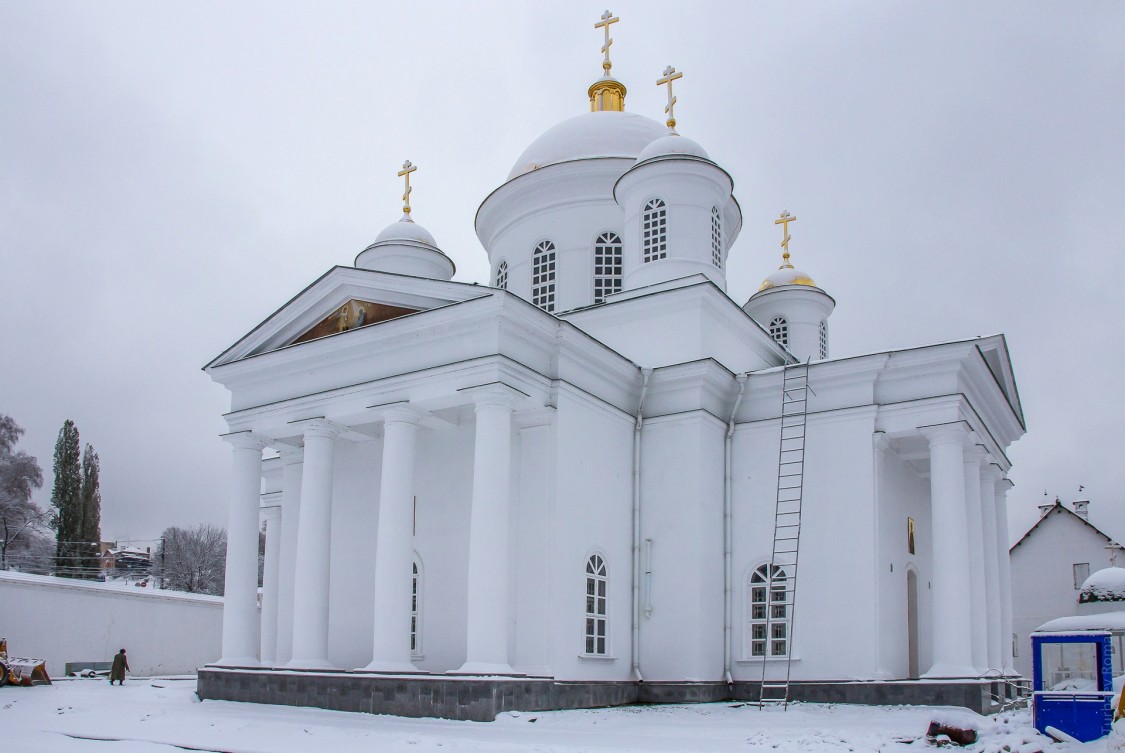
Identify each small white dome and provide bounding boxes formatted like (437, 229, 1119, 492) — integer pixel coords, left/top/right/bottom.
(508, 111, 667, 180)
(635, 132, 710, 163)
(374, 216, 438, 247)
(1080, 567, 1125, 603)
(757, 264, 817, 292)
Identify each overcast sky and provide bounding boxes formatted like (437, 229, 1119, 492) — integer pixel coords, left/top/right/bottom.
(2, 1, 1123, 547)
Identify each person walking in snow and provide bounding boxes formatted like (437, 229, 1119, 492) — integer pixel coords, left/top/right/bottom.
(109, 648, 129, 685)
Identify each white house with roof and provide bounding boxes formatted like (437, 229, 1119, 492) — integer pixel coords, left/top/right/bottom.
(1010, 497, 1123, 679)
(197, 18, 1026, 719)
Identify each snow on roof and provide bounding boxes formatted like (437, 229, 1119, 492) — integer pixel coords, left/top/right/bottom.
(1035, 611, 1125, 633)
(507, 111, 667, 180)
(1080, 567, 1125, 602)
(1009, 501, 1118, 553)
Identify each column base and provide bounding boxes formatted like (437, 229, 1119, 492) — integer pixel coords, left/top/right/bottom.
(452, 661, 521, 676)
(355, 660, 421, 674)
(285, 658, 337, 671)
(922, 663, 979, 679)
(211, 657, 261, 668)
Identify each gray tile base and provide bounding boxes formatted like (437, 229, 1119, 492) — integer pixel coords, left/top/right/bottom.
(196, 668, 1003, 721)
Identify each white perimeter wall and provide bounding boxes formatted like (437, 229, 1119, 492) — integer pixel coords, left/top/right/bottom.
(0, 571, 222, 677)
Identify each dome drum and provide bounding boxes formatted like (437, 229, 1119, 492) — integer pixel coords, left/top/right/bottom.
(355, 219, 455, 281)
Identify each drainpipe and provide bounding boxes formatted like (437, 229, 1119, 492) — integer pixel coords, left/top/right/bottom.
(724, 374, 748, 685)
(631, 367, 653, 683)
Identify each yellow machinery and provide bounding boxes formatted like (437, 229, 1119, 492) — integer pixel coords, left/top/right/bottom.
(0, 638, 50, 686)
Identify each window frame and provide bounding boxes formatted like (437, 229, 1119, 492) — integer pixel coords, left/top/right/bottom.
(747, 563, 791, 659)
(411, 556, 423, 657)
(584, 553, 609, 656)
(531, 240, 557, 312)
(1074, 562, 1091, 590)
(593, 231, 623, 304)
(711, 206, 723, 268)
(642, 198, 668, 263)
(495, 259, 508, 290)
(769, 316, 789, 346)
(819, 319, 828, 359)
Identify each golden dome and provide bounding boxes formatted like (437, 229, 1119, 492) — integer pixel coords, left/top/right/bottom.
(758, 262, 816, 292)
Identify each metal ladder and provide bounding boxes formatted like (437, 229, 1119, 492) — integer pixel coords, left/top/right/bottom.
(759, 361, 812, 708)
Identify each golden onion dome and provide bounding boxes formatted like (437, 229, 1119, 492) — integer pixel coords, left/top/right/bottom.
(759, 262, 816, 292)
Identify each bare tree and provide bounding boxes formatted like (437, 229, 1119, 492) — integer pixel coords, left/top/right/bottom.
(158, 524, 227, 595)
(0, 415, 46, 570)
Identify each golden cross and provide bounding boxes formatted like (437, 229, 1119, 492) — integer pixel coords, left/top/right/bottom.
(774, 211, 797, 264)
(397, 160, 417, 215)
(657, 65, 683, 129)
(594, 10, 620, 74)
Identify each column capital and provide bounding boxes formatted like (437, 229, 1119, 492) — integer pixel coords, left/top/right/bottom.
(963, 444, 988, 464)
(369, 402, 427, 426)
(277, 443, 304, 464)
(223, 431, 271, 452)
(294, 419, 345, 441)
(460, 382, 526, 411)
(919, 422, 968, 448)
(981, 463, 1005, 483)
(260, 504, 282, 522)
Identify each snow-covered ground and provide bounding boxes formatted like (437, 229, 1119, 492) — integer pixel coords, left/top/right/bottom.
(0, 676, 1100, 753)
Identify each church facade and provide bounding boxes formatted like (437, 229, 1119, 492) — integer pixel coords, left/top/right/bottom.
(198, 23, 1025, 719)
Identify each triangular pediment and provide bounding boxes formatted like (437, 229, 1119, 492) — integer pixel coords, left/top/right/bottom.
(976, 335, 1025, 429)
(205, 266, 494, 370)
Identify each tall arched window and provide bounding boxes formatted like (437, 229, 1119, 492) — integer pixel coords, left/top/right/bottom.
(495, 260, 508, 290)
(749, 564, 790, 657)
(819, 320, 828, 359)
(642, 198, 667, 263)
(769, 316, 788, 346)
(593, 232, 623, 303)
(711, 206, 723, 268)
(532, 240, 556, 312)
(411, 559, 422, 656)
(585, 554, 608, 655)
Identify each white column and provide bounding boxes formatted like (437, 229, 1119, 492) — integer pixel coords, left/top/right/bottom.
(287, 420, 341, 669)
(921, 424, 976, 678)
(980, 464, 1004, 673)
(963, 446, 989, 674)
(457, 388, 516, 675)
(259, 504, 283, 665)
(275, 446, 303, 665)
(362, 406, 423, 672)
(217, 432, 268, 666)
(995, 478, 1017, 674)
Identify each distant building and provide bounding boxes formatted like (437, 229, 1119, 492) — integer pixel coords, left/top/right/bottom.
(1009, 497, 1122, 678)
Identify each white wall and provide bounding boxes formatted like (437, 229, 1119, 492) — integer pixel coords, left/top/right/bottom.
(0, 571, 222, 677)
(1010, 506, 1115, 678)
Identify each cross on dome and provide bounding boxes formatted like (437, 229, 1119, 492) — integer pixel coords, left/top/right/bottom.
(595, 10, 619, 74)
(397, 160, 417, 217)
(775, 210, 797, 266)
(657, 65, 683, 130)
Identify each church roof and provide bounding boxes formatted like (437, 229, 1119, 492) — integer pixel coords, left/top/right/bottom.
(507, 111, 667, 180)
(1009, 500, 1118, 553)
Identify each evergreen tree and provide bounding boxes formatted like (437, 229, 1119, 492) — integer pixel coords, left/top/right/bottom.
(80, 444, 101, 579)
(50, 420, 82, 577)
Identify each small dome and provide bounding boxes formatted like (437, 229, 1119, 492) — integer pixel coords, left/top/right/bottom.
(508, 111, 667, 180)
(1080, 567, 1125, 603)
(635, 132, 710, 163)
(374, 216, 438, 247)
(758, 264, 817, 292)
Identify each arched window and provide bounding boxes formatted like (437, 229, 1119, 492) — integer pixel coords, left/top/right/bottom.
(819, 320, 828, 359)
(642, 199, 667, 263)
(532, 240, 556, 312)
(585, 554, 608, 655)
(593, 232, 623, 303)
(749, 564, 790, 657)
(411, 559, 422, 656)
(769, 316, 788, 346)
(711, 207, 723, 268)
(495, 260, 508, 290)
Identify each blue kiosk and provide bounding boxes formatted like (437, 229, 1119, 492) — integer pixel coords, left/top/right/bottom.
(1031, 620, 1119, 742)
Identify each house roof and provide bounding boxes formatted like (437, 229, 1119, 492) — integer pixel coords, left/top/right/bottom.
(1009, 500, 1119, 553)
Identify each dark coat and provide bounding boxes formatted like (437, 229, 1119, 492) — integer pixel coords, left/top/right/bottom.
(110, 652, 129, 681)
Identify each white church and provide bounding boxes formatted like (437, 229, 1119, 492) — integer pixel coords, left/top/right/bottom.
(198, 15, 1026, 720)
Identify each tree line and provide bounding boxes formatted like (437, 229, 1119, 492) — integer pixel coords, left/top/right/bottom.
(1, 413, 247, 595)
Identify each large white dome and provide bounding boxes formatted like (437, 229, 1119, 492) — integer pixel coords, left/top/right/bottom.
(507, 111, 667, 180)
